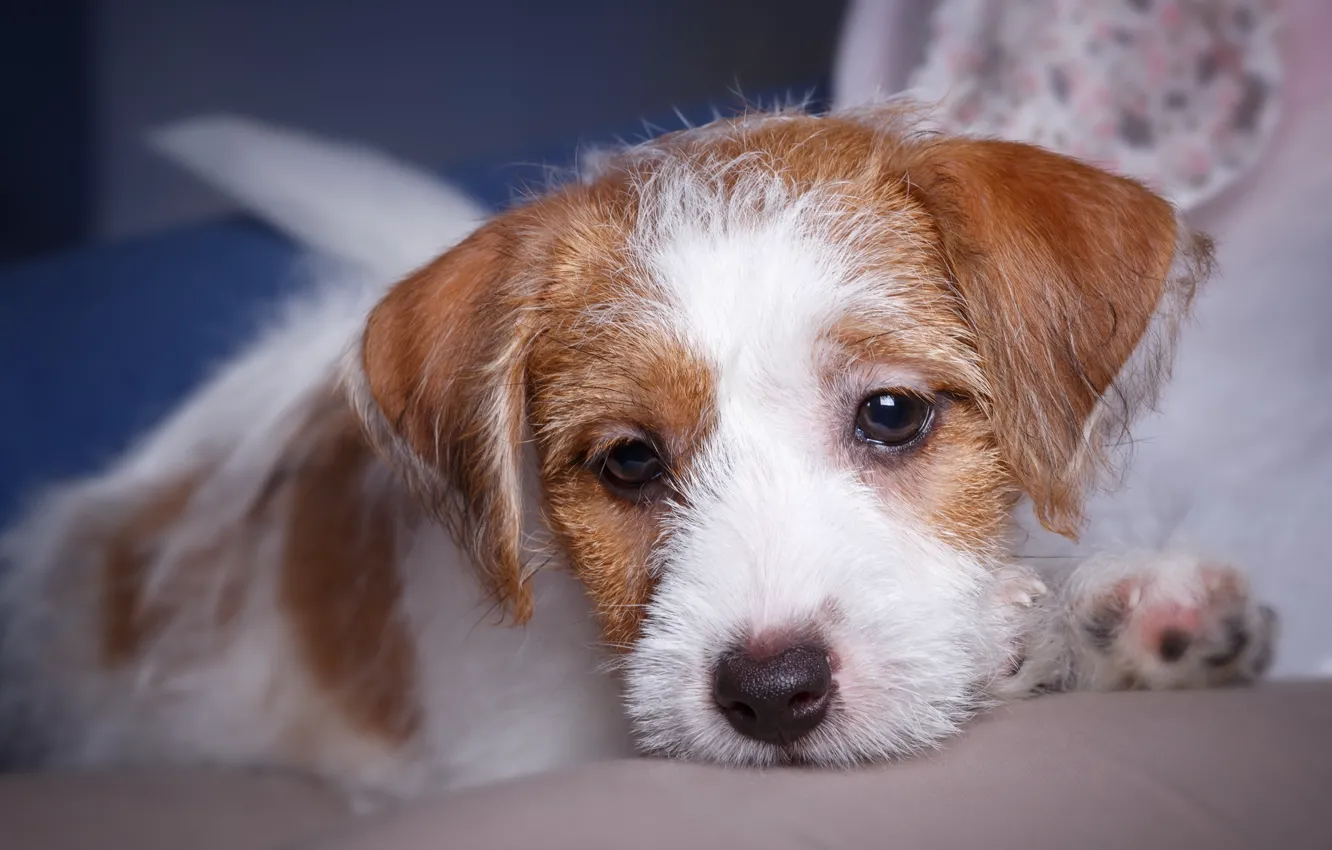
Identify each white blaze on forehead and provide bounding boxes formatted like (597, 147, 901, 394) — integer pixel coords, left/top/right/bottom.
(629, 165, 882, 412)
(649, 218, 841, 376)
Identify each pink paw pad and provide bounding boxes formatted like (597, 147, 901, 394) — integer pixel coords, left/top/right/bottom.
(1133, 599, 1203, 662)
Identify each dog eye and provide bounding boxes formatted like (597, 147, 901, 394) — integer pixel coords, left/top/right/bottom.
(600, 440, 664, 490)
(854, 391, 933, 447)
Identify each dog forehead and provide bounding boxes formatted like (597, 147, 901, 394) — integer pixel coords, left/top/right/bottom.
(624, 166, 951, 400)
(526, 121, 975, 437)
(642, 197, 846, 378)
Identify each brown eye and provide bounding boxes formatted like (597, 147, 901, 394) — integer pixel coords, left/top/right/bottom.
(600, 440, 664, 492)
(854, 391, 933, 447)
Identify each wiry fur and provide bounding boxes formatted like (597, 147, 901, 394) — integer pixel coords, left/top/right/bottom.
(0, 102, 1282, 797)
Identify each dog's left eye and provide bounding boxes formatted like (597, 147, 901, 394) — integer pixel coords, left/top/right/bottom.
(854, 391, 934, 447)
(600, 440, 664, 492)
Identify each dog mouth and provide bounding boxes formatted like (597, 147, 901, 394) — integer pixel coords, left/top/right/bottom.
(757, 729, 838, 767)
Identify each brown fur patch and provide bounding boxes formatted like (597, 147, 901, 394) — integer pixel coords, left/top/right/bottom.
(533, 323, 716, 648)
(278, 393, 421, 744)
(358, 173, 716, 642)
(528, 185, 717, 645)
(892, 397, 1018, 561)
(101, 473, 223, 665)
(895, 137, 1184, 535)
(360, 219, 542, 623)
(99, 391, 420, 747)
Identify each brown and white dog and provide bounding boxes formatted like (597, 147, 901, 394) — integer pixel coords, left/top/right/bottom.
(0, 105, 1276, 799)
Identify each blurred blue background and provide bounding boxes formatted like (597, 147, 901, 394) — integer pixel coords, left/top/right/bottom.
(0, 0, 845, 523)
(1, 0, 845, 262)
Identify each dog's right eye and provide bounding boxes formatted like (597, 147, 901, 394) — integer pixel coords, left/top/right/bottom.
(599, 440, 664, 494)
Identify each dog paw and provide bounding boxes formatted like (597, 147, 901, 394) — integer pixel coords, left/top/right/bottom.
(1076, 555, 1277, 690)
(987, 565, 1050, 680)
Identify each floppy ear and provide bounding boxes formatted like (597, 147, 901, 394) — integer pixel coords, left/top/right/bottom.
(346, 218, 539, 622)
(904, 138, 1213, 537)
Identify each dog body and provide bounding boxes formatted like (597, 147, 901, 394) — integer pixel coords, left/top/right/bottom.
(0, 279, 631, 795)
(0, 106, 1276, 797)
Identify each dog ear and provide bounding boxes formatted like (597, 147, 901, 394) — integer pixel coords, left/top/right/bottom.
(348, 217, 539, 622)
(903, 138, 1213, 537)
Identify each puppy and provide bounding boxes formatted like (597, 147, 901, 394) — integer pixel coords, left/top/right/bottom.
(0, 104, 1276, 798)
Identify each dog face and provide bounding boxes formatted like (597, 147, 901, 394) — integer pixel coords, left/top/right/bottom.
(350, 107, 1209, 765)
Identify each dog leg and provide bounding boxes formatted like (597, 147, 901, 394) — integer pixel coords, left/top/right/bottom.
(993, 552, 1278, 698)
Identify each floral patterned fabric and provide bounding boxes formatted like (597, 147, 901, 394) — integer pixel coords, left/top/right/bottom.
(907, 0, 1284, 210)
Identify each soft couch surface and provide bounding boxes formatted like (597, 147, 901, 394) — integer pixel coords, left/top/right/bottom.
(318, 683, 1332, 850)
(0, 770, 343, 850)
(3, 683, 1329, 850)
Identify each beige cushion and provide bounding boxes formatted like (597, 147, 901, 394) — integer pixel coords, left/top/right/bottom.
(320, 682, 1332, 850)
(0, 770, 342, 850)
(4, 682, 1330, 850)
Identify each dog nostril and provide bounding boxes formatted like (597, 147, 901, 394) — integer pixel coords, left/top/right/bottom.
(713, 644, 832, 745)
(719, 699, 758, 723)
(789, 691, 816, 708)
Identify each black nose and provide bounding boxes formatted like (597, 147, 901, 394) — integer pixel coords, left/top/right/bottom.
(713, 644, 832, 745)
